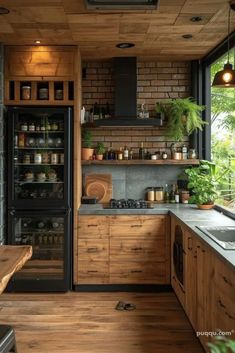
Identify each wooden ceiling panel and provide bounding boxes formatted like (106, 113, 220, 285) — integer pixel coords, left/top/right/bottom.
(0, 0, 233, 59)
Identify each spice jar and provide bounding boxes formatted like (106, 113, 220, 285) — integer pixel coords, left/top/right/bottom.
(28, 122, 35, 132)
(55, 89, 63, 100)
(20, 122, 28, 131)
(181, 190, 190, 204)
(51, 153, 59, 164)
(154, 187, 164, 202)
(34, 153, 42, 164)
(22, 86, 31, 100)
(23, 154, 31, 164)
(146, 187, 155, 201)
(39, 88, 49, 100)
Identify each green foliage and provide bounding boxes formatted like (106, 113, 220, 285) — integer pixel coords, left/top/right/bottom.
(156, 98, 206, 141)
(185, 160, 229, 205)
(96, 142, 105, 155)
(82, 129, 92, 148)
(208, 336, 235, 353)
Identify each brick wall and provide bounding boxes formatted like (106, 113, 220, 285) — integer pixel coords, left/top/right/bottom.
(82, 60, 191, 117)
(0, 44, 5, 244)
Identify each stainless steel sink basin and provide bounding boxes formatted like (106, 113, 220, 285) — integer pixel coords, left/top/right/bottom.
(196, 226, 235, 250)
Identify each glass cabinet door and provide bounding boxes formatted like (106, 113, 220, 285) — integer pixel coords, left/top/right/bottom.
(11, 214, 66, 281)
(8, 107, 71, 208)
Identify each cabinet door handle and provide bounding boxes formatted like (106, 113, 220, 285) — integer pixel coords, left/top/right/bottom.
(131, 247, 143, 251)
(87, 247, 98, 253)
(87, 270, 98, 273)
(88, 224, 98, 227)
(131, 225, 142, 228)
(131, 270, 142, 273)
(187, 237, 193, 250)
(223, 276, 232, 286)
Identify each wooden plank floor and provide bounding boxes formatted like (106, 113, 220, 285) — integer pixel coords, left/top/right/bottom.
(0, 292, 205, 353)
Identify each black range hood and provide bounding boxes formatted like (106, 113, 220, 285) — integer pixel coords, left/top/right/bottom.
(93, 57, 163, 127)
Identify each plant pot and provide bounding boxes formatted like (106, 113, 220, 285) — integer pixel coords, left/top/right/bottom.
(82, 148, 94, 161)
(96, 154, 103, 160)
(197, 204, 214, 210)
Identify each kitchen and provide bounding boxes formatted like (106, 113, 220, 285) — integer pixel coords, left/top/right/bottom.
(0, 1, 235, 353)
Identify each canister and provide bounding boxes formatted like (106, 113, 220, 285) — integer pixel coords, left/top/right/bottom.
(51, 153, 59, 164)
(39, 88, 49, 100)
(146, 187, 155, 201)
(154, 187, 164, 202)
(34, 153, 42, 164)
(22, 86, 31, 100)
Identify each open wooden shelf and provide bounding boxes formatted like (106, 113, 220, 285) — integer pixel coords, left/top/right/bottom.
(82, 159, 199, 165)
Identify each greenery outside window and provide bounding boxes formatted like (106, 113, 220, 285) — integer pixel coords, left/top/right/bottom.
(211, 48, 235, 214)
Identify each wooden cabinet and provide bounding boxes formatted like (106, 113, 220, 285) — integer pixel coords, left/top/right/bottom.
(74, 214, 170, 285)
(171, 215, 235, 350)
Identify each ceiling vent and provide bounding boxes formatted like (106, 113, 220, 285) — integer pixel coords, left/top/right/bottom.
(85, 0, 159, 10)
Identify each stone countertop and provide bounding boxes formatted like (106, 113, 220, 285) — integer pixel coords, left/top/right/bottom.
(78, 204, 235, 268)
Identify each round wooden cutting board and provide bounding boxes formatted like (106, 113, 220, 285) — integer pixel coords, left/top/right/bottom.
(85, 182, 106, 202)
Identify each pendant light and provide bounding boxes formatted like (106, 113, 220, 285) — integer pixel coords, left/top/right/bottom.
(212, 2, 235, 88)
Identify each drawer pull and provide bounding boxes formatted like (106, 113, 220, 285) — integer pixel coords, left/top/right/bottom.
(87, 270, 98, 273)
(87, 247, 98, 253)
(88, 224, 98, 227)
(131, 270, 142, 273)
(131, 247, 143, 251)
(223, 276, 232, 286)
(131, 225, 142, 228)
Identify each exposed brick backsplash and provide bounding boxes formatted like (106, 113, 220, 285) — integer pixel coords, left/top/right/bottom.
(82, 59, 191, 117)
(87, 127, 189, 158)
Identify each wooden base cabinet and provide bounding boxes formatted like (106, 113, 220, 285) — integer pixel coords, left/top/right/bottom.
(171, 215, 235, 351)
(75, 215, 170, 285)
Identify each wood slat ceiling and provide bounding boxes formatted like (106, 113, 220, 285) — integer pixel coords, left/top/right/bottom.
(0, 0, 234, 60)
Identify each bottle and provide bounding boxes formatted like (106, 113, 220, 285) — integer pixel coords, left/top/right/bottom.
(175, 185, 180, 203)
(123, 145, 129, 160)
(164, 184, 170, 203)
(182, 145, 188, 160)
(139, 142, 145, 160)
(129, 148, 133, 160)
(170, 184, 176, 203)
(28, 122, 35, 132)
(118, 147, 123, 160)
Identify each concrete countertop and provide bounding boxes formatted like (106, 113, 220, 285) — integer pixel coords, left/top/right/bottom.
(78, 204, 235, 268)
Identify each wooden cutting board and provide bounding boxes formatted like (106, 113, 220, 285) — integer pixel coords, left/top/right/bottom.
(85, 174, 112, 203)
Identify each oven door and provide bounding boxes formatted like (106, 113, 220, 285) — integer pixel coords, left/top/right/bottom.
(173, 241, 184, 286)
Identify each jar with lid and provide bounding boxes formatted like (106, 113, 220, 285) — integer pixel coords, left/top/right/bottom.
(154, 187, 164, 202)
(51, 122, 59, 131)
(34, 153, 42, 164)
(162, 151, 168, 160)
(20, 122, 28, 131)
(55, 89, 63, 100)
(181, 145, 188, 160)
(39, 88, 49, 100)
(28, 122, 35, 132)
(181, 190, 190, 204)
(23, 154, 31, 164)
(51, 153, 59, 164)
(22, 86, 31, 100)
(146, 187, 155, 201)
(188, 148, 197, 159)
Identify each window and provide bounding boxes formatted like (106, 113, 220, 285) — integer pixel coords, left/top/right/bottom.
(210, 48, 235, 214)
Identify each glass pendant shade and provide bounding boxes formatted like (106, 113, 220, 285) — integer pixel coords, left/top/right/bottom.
(212, 62, 235, 87)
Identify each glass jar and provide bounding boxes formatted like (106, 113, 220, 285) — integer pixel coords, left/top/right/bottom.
(146, 187, 155, 201)
(188, 148, 197, 159)
(55, 89, 63, 100)
(39, 88, 49, 100)
(23, 154, 31, 164)
(28, 122, 35, 131)
(34, 153, 42, 164)
(20, 122, 28, 131)
(154, 187, 164, 202)
(51, 153, 59, 164)
(181, 190, 190, 204)
(22, 86, 31, 100)
(42, 152, 49, 164)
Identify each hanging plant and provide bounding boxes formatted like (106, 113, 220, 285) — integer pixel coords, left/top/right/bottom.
(156, 98, 206, 141)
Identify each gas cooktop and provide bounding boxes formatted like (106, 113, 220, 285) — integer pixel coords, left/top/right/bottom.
(104, 198, 153, 209)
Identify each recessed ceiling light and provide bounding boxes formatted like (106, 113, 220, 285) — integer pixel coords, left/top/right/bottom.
(0, 7, 10, 15)
(116, 43, 135, 49)
(190, 16, 203, 22)
(34, 40, 41, 44)
(182, 34, 193, 39)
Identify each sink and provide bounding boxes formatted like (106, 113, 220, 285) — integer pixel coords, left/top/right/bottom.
(196, 226, 235, 250)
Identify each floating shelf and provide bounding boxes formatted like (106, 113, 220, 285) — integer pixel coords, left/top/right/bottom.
(82, 159, 200, 165)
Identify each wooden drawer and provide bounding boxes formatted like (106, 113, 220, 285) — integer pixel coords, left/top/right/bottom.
(110, 238, 165, 262)
(110, 215, 166, 238)
(78, 238, 109, 261)
(110, 261, 166, 284)
(77, 261, 109, 284)
(78, 216, 109, 239)
(213, 291, 235, 338)
(214, 258, 235, 304)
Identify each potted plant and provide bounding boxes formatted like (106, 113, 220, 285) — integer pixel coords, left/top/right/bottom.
(185, 160, 228, 210)
(96, 142, 105, 160)
(156, 98, 206, 142)
(81, 129, 94, 160)
(208, 336, 235, 353)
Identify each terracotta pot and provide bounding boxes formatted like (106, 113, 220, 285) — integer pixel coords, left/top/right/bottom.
(197, 204, 214, 210)
(96, 154, 103, 160)
(82, 148, 94, 161)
